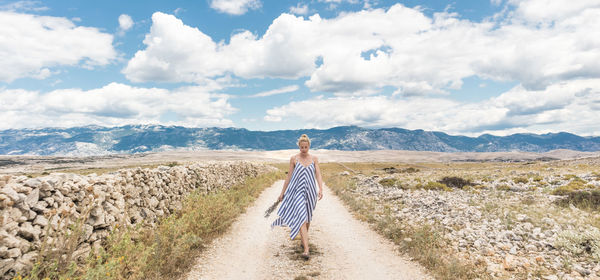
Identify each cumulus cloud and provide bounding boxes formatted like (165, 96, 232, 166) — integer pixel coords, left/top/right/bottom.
(0, 11, 116, 82)
(0, 83, 235, 129)
(210, 0, 261, 15)
(118, 14, 134, 35)
(507, 0, 600, 22)
(264, 79, 600, 136)
(124, 2, 600, 96)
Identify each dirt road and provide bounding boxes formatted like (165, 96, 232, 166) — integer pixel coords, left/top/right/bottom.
(184, 180, 430, 280)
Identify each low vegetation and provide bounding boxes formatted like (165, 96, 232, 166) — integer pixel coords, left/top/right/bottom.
(438, 176, 473, 189)
(23, 170, 284, 280)
(320, 163, 482, 280)
(556, 190, 600, 210)
(321, 158, 600, 279)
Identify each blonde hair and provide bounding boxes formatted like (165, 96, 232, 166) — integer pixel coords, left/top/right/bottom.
(297, 134, 311, 146)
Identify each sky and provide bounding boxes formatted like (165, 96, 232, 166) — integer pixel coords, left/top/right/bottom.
(0, 0, 599, 136)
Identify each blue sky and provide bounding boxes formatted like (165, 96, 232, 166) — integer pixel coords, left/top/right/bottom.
(1, 0, 599, 136)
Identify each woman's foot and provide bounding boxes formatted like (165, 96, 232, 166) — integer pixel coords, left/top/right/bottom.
(301, 252, 310, 260)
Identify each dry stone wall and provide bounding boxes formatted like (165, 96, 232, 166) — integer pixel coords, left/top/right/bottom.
(0, 161, 272, 278)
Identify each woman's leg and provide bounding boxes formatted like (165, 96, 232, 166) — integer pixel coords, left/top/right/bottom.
(299, 222, 309, 254)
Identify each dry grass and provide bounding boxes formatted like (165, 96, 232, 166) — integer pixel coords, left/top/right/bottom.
(552, 177, 595, 195)
(320, 163, 485, 280)
(557, 190, 600, 210)
(320, 159, 600, 279)
(24, 169, 284, 280)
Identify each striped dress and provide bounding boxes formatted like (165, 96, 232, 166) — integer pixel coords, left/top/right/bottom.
(271, 156, 319, 240)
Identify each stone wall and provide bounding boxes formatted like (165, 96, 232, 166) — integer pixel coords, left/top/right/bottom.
(0, 161, 272, 278)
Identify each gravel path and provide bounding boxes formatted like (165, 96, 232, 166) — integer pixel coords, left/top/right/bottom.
(184, 180, 430, 280)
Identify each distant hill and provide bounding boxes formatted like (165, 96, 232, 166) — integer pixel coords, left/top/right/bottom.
(1, 125, 599, 155)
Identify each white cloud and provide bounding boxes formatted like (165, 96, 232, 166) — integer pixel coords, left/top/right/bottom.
(118, 14, 134, 34)
(0, 1, 48, 12)
(0, 83, 236, 129)
(210, 0, 261, 15)
(123, 12, 319, 83)
(507, 0, 600, 22)
(0, 11, 116, 82)
(249, 85, 299, 97)
(123, 12, 226, 84)
(318, 0, 359, 3)
(124, 2, 600, 98)
(289, 3, 309, 15)
(264, 79, 600, 136)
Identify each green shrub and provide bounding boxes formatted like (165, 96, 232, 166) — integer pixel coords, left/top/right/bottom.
(417, 181, 450, 191)
(496, 184, 511, 191)
(378, 178, 397, 187)
(512, 176, 529, 184)
(552, 178, 594, 195)
(563, 174, 579, 180)
(438, 177, 473, 189)
(401, 167, 420, 173)
(556, 190, 600, 210)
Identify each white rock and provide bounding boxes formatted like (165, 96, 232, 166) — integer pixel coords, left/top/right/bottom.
(0, 246, 8, 258)
(72, 243, 91, 262)
(503, 254, 518, 271)
(0, 258, 15, 276)
(0, 233, 29, 252)
(542, 217, 555, 226)
(573, 264, 591, 276)
(525, 244, 537, 252)
(23, 178, 41, 189)
(17, 222, 40, 241)
(7, 248, 21, 258)
(15, 251, 37, 272)
(516, 214, 528, 222)
(1, 185, 21, 203)
(24, 188, 39, 207)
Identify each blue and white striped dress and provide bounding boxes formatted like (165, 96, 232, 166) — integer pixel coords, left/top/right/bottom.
(271, 156, 319, 240)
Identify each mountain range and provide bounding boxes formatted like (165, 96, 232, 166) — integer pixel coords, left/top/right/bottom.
(1, 125, 599, 156)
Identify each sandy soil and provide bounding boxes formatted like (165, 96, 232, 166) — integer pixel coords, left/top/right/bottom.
(183, 180, 431, 280)
(2, 149, 599, 175)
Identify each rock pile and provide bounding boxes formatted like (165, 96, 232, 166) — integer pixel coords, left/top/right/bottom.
(351, 174, 600, 280)
(0, 161, 272, 278)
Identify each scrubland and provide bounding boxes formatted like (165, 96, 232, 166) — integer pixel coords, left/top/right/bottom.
(321, 158, 600, 280)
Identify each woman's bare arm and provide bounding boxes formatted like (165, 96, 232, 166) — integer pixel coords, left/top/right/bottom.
(278, 156, 296, 201)
(314, 156, 324, 200)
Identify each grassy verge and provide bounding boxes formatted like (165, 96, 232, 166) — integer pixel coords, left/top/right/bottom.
(24, 169, 284, 280)
(320, 163, 485, 280)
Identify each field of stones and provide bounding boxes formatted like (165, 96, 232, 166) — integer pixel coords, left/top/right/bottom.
(321, 157, 600, 280)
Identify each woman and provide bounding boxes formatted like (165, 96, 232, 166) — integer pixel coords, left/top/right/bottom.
(271, 134, 324, 260)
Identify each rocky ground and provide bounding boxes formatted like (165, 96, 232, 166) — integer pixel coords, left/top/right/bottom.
(1, 149, 598, 175)
(342, 159, 600, 279)
(0, 162, 271, 279)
